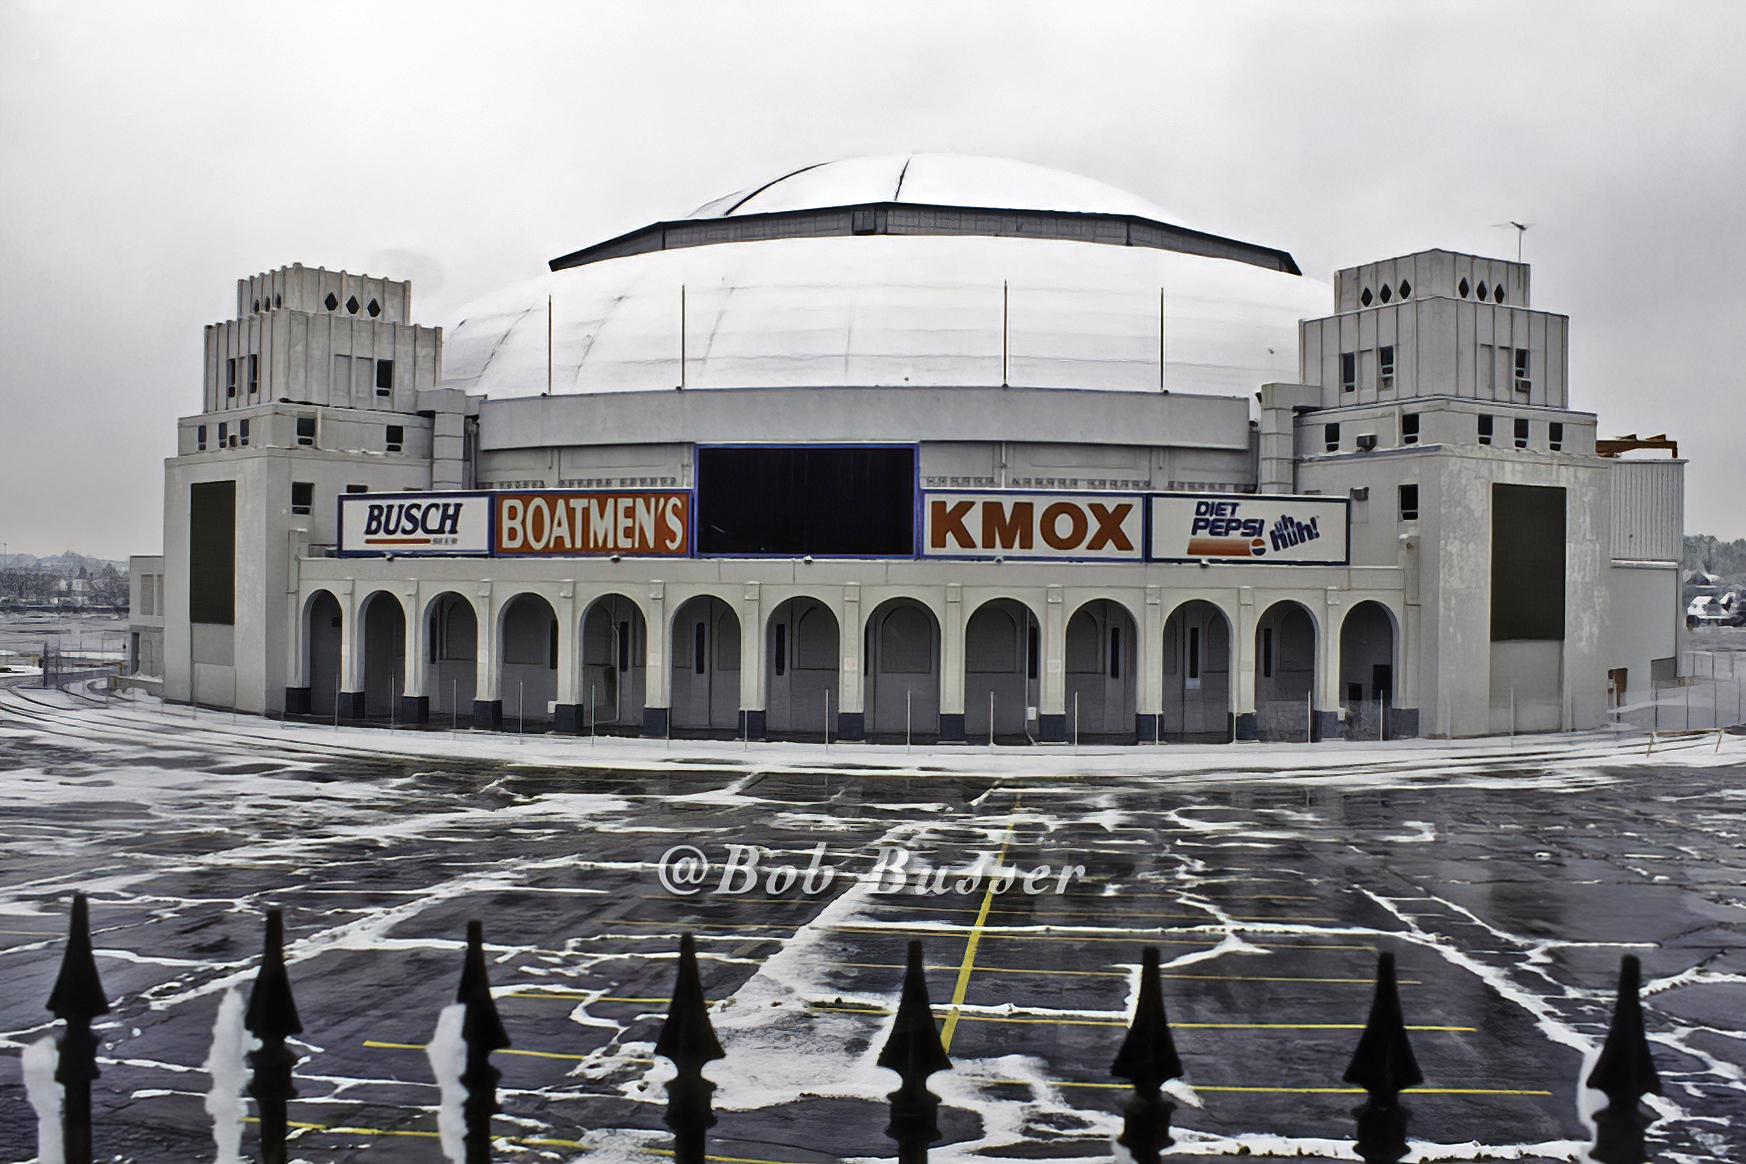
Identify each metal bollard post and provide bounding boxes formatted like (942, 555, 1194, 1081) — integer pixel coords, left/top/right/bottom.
(1586, 955, 1662, 1164)
(879, 941, 951, 1164)
(245, 910, 302, 1164)
(47, 892, 110, 1164)
(1111, 948, 1182, 1163)
(1343, 951, 1423, 1164)
(654, 933, 725, 1164)
(454, 921, 510, 1164)
(989, 690, 996, 751)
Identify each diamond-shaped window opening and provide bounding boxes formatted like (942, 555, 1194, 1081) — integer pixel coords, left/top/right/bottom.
(252, 299, 260, 313)
(1458, 278, 1470, 298)
(1360, 288, 1374, 306)
(1378, 284, 1393, 303)
(324, 292, 339, 311)
(367, 298, 381, 318)
(1476, 281, 1488, 300)
(1398, 280, 1411, 298)
(1494, 284, 1506, 303)
(346, 295, 360, 314)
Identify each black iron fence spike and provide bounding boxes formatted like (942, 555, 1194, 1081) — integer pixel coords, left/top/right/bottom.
(1111, 947, 1182, 1164)
(1587, 954, 1663, 1164)
(48, 891, 109, 1164)
(655, 932, 726, 1164)
(245, 907, 302, 1164)
(457, 920, 510, 1164)
(878, 939, 951, 1164)
(1342, 951, 1423, 1164)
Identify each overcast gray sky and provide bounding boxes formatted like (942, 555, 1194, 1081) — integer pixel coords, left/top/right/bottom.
(2, 0, 1741, 559)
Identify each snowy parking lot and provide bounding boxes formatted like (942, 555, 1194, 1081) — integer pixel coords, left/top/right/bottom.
(0, 684, 1742, 1163)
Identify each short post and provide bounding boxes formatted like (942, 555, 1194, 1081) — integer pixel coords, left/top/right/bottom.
(518, 680, 524, 739)
(591, 683, 597, 745)
(455, 921, 511, 1164)
(333, 675, 340, 733)
(1684, 682, 1690, 731)
(47, 892, 111, 1164)
(1586, 954, 1662, 1164)
(1343, 951, 1423, 1164)
(1111, 948, 1183, 1164)
(245, 909, 302, 1164)
(906, 689, 912, 753)
(825, 688, 831, 751)
(390, 676, 396, 730)
(1074, 692, 1080, 752)
(989, 690, 995, 750)
(451, 679, 458, 737)
(879, 940, 951, 1164)
(654, 933, 725, 1164)
(1306, 690, 1312, 742)
(1510, 687, 1516, 744)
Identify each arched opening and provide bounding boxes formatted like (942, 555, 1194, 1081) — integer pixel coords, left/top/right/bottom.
(499, 593, 558, 727)
(1065, 599, 1139, 743)
(1162, 600, 1233, 743)
(305, 590, 342, 718)
(358, 591, 405, 718)
(767, 597, 839, 740)
(965, 599, 1039, 744)
(425, 592, 477, 721)
(1340, 601, 1396, 740)
(864, 599, 940, 743)
(581, 594, 646, 734)
(670, 596, 740, 735)
(1255, 601, 1317, 741)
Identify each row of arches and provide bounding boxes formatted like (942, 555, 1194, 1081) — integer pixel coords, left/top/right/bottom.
(298, 588, 1399, 743)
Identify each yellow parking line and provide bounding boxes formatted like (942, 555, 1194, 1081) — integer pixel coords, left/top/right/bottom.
(940, 796, 1017, 1050)
(840, 962, 1418, 985)
(1008, 1081, 1551, 1096)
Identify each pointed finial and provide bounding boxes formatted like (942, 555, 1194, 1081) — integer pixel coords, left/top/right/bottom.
(879, 940, 950, 1163)
(47, 892, 110, 1022)
(457, 920, 509, 1053)
(1586, 955, 1662, 1164)
(246, 908, 302, 1164)
(1111, 948, 1183, 1163)
(1343, 951, 1422, 1164)
(246, 909, 303, 1041)
(655, 933, 725, 1164)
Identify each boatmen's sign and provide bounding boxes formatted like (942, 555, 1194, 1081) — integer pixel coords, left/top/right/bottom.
(494, 490, 690, 556)
(922, 491, 1145, 560)
(339, 493, 490, 556)
(1149, 494, 1349, 564)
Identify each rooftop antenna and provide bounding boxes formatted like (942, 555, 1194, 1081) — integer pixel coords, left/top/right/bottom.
(546, 293, 553, 396)
(1001, 281, 1009, 388)
(1506, 222, 1530, 262)
(1159, 287, 1166, 393)
(678, 284, 687, 390)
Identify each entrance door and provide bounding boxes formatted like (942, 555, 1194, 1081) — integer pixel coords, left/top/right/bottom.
(671, 597, 739, 732)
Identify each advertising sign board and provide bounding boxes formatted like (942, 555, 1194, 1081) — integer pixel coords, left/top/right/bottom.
(1148, 494, 1349, 564)
(922, 492, 1144, 560)
(494, 490, 690, 556)
(338, 493, 491, 556)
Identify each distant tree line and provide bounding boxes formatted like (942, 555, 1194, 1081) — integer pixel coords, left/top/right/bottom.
(1684, 534, 1746, 581)
(0, 563, 129, 607)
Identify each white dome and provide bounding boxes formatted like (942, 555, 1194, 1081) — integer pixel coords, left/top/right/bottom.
(440, 158, 1326, 399)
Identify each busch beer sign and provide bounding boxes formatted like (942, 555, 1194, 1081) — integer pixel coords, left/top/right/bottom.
(923, 492, 1144, 560)
(495, 490, 690, 556)
(339, 493, 490, 556)
(1149, 494, 1349, 564)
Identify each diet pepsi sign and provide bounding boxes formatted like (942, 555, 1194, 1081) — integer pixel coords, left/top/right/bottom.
(1149, 493, 1348, 564)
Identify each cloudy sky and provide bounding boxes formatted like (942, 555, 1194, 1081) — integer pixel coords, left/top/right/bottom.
(2, 0, 1741, 558)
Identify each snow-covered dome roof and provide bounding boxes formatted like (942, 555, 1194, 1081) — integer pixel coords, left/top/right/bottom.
(440, 156, 1326, 399)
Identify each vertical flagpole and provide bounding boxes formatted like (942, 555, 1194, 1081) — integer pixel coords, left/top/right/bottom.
(1159, 287, 1166, 392)
(547, 294, 553, 395)
(1001, 281, 1009, 388)
(679, 285, 687, 390)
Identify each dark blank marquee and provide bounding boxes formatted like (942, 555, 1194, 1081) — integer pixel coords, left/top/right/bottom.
(696, 446, 916, 556)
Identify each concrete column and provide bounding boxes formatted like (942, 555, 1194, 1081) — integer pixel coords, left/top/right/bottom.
(472, 581, 502, 728)
(1137, 584, 1164, 742)
(1234, 585, 1257, 740)
(939, 582, 966, 741)
(283, 590, 311, 715)
(1039, 583, 1067, 741)
(838, 582, 864, 740)
(553, 582, 581, 732)
(1315, 586, 1341, 741)
(336, 579, 365, 718)
(1398, 535, 1422, 738)
(739, 582, 765, 740)
(642, 580, 668, 737)
(400, 582, 430, 723)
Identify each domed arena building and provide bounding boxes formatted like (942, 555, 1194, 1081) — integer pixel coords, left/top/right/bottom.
(139, 155, 1685, 741)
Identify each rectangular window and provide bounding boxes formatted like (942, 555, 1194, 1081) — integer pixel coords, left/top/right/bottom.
(774, 623, 787, 676)
(1478, 414, 1494, 445)
(1109, 627, 1121, 679)
(196, 424, 207, 451)
(1399, 483, 1419, 520)
(188, 481, 235, 625)
(1187, 625, 1200, 680)
(617, 621, 631, 673)
(549, 621, 558, 669)
(1027, 622, 1039, 680)
(1324, 422, 1340, 453)
(1549, 422, 1564, 452)
(376, 359, 394, 395)
(386, 424, 404, 453)
(238, 418, 249, 447)
(1401, 413, 1420, 445)
(291, 481, 313, 516)
(1514, 417, 1530, 448)
(1262, 626, 1274, 678)
(1514, 348, 1531, 393)
(296, 416, 315, 446)
(345, 484, 367, 494)
(225, 358, 237, 398)
(218, 421, 228, 447)
(1379, 344, 1395, 390)
(1341, 352, 1356, 392)
(247, 353, 258, 395)
(693, 623, 706, 674)
(1492, 484, 1566, 641)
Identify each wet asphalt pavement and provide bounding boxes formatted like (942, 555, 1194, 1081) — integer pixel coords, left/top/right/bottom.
(0, 686, 1742, 1164)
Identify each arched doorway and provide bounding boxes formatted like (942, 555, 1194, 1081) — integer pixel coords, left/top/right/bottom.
(426, 592, 477, 721)
(499, 593, 558, 727)
(581, 594, 646, 734)
(1255, 601, 1317, 741)
(1340, 602, 1396, 740)
(767, 597, 839, 740)
(305, 590, 342, 718)
(670, 596, 740, 734)
(864, 599, 940, 742)
(358, 591, 405, 718)
(1065, 599, 1138, 743)
(965, 599, 1038, 744)
(1162, 600, 1232, 742)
